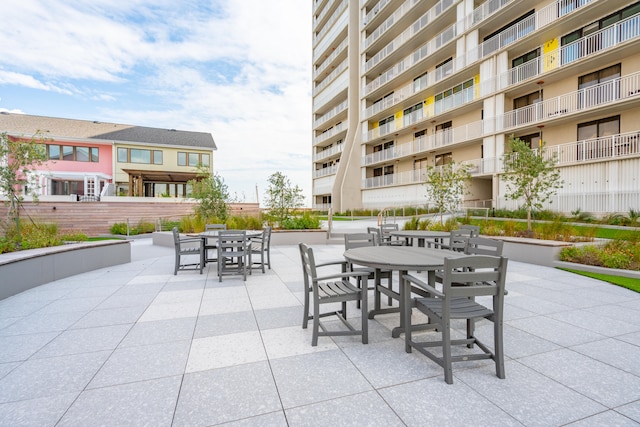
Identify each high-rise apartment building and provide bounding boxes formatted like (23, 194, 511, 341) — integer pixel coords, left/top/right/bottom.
(312, 0, 640, 215)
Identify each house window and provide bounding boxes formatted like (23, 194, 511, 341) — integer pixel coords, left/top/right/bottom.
(513, 91, 541, 109)
(413, 71, 428, 91)
(49, 145, 61, 160)
(435, 152, 452, 166)
(435, 58, 453, 80)
(517, 133, 542, 149)
(76, 147, 89, 162)
(130, 149, 151, 164)
(153, 150, 163, 165)
(378, 115, 394, 127)
(512, 48, 539, 68)
(47, 145, 99, 162)
(578, 63, 620, 108)
(577, 115, 620, 159)
(435, 121, 452, 145)
(178, 151, 209, 167)
(117, 148, 128, 162)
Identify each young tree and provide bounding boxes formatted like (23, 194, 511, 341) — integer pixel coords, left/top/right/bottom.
(0, 132, 47, 246)
(424, 161, 471, 224)
(188, 167, 231, 221)
(502, 135, 564, 233)
(264, 171, 304, 228)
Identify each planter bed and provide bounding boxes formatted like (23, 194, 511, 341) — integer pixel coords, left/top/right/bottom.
(0, 240, 131, 301)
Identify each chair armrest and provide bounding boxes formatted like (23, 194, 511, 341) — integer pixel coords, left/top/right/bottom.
(316, 270, 371, 282)
(315, 259, 348, 269)
(180, 237, 203, 245)
(403, 274, 443, 297)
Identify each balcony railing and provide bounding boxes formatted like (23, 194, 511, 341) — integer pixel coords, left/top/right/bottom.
(314, 121, 348, 145)
(363, 0, 592, 99)
(314, 164, 339, 179)
(314, 39, 348, 79)
(364, 69, 640, 146)
(313, 58, 348, 96)
(363, 0, 515, 95)
(363, 0, 393, 30)
(363, 0, 457, 73)
(313, 143, 345, 162)
(314, 99, 348, 129)
(314, 0, 348, 46)
(363, 130, 640, 190)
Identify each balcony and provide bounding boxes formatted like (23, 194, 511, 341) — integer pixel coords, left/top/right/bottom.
(314, 122, 348, 145)
(363, 0, 516, 95)
(314, 100, 348, 129)
(363, 0, 594, 98)
(313, 143, 344, 162)
(363, 1, 458, 74)
(313, 59, 348, 96)
(314, 0, 348, 47)
(314, 39, 348, 79)
(364, 70, 640, 146)
(313, 164, 339, 179)
(459, 130, 640, 177)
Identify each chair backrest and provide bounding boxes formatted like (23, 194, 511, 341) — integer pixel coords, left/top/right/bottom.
(205, 223, 227, 231)
(380, 223, 399, 235)
(299, 242, 316, 285)
(344, 232, 376, 250)
(442, 255, 508, 300)
(262, 226, 272, 248)
(465, 237, 504, 256)
(172, 227, 181, 248)
(448, 229, 471, 252)
(458, 225, 480, 237)
(217, 230, 247, 253)
(366, 227, 382, 245)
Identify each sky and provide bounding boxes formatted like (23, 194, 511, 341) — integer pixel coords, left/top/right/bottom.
(0, 0, 313, 206)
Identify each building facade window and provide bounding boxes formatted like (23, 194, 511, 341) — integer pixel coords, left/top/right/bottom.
(178, 151, 209, 167)
(435, 152, 452, 166)
(117, 148, 162, 164)
(577, 115, 620, 159)
(47, 145, 99, 162)
(578, 63, 620, 108)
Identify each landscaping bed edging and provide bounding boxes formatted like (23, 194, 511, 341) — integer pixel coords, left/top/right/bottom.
(0, 240, 131, 301)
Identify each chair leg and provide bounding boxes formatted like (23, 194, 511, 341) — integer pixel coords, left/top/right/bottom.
(361, 286, 368, 344)
(174, 253, 179, 275)
(312, 298, 320, 346)
(302, 288, 310, 329)
(442, 320, 453, 384)
(494, 315, 505, 379)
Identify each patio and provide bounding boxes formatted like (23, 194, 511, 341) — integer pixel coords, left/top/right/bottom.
(1, 238, 640, 426)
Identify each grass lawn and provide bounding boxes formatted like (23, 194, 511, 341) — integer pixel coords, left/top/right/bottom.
(559, 268, 640, 293)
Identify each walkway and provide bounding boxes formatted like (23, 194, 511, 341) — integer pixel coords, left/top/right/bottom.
(1, 239, 640, 426)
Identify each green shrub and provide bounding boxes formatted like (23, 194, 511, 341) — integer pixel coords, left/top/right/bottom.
(60, 232, 88, 242)
(110, 222, 129, 235)
(281, 212, 321, 230)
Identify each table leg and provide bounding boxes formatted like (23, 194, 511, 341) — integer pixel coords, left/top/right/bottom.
(391, 269, 408, 338)
(368, 268, 400, 320)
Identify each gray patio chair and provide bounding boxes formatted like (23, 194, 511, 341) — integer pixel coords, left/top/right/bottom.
(203, 223, 226, 263)
(344, 233, 393, 308)
(217, 230, 250, 281)
(368, 226, 405, 246)
(465, 236, 504, 256)
(172, 227, 204, 275)
(379, 223, 405, 246)
(458, 224, 480, 237)
(439, 228, 472, 251)
(403, 255, 508, 384)
(250, 226, 272, 273)
(299, 243, 370, 346)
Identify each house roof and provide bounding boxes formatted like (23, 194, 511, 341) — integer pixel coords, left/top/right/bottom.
(0, 112, 217, 150)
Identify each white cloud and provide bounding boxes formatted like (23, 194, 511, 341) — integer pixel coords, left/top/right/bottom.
(0, 0, 313, 205)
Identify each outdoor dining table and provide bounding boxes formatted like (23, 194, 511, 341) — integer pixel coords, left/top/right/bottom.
(389, 230, 450, 248)
(343, 245, 465, 338)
